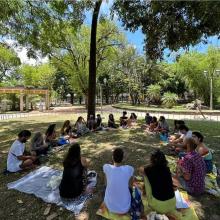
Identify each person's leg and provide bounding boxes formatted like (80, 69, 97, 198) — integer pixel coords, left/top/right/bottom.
(20, 159, 35, 170)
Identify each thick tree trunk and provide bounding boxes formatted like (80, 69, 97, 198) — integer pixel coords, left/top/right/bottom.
(70, 92, 74, 105)
(87, 0, 102, 119)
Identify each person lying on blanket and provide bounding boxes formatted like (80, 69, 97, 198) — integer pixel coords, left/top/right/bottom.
(103, 148, 134, 214)
(139, 150, 176, 214)
(7, 130, 36, 172)
(59, 143, 90, 199)
(167, 125, 192, 152)
(192, 131, 213, 173)
(175, 138, 206, 195)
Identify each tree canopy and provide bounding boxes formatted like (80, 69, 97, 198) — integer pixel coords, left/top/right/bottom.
(113, 1, 220, 60)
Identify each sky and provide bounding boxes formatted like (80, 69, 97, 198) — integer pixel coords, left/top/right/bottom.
(9, 0, 220, 64)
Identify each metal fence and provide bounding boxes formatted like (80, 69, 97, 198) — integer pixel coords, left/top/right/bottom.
(0, 112, 58, 121)
(0, 108, 220, 122)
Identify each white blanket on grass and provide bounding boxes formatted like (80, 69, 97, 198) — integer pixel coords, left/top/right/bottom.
(7, 166, 97, 214)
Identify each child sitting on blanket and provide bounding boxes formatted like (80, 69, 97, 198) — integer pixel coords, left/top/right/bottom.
(7, 130, 36, 172)
(59, 143, 90, 199)
(103, 148, 134, 214)
(139, 150, 176, 214)
(192, 131, 213, 173)
(176, 138, 206, 195)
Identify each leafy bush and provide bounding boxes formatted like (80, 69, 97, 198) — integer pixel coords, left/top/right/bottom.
(146, 84, 161, 104)
(162, 92, 178, 108)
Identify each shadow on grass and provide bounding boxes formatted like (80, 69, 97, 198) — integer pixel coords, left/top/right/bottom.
(1, 117, 220, 219)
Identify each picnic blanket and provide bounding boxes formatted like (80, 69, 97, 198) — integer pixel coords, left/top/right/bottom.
(7, 166, 97, 214)
(166, 155, 220, 197)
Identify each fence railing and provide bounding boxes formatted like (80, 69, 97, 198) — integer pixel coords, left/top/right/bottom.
(0, 112, 59, 121)
(1, 108, 220, 122)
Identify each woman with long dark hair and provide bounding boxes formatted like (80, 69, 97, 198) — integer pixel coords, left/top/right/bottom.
(139, 150, 176, 214)
(59, 143, 89, 199)
(60, 120, 72, 136)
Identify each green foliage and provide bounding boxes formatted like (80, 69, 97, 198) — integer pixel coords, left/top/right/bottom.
(162, 92, 178, 108)
(146, 84, 161, 104)
(19, 63, 56, 90)
(0, 44, 20, 81)
(113, 1, 220, 60)
(177, 47, 220, 105)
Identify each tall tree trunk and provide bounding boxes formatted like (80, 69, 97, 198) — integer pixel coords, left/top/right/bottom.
(87, 0, 102, 119)
(70, 92, 74, 105)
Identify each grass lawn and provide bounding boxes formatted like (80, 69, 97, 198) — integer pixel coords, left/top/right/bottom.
(113, 103, 220, 114)
(0, 114, 220, 220)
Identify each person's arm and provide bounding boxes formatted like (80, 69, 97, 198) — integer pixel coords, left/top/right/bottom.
(129, 176, 134, 188)
(17, 155, 35, 161)
(81, 157, 90, 168)
(198, 146, 209, 156)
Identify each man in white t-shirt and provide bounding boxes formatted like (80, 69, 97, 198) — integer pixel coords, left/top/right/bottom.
(103, 148, 134, 214)
(7, 130, 36, 172)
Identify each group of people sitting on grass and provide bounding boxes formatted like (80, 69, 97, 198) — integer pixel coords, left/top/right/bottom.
(6, 112, 215, 218)
(6, 111, 137, 173)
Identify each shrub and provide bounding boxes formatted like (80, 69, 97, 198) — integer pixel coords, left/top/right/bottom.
(162, 92, 178, 108)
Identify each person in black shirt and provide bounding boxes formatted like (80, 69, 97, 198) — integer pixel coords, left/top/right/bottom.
(139, 150, 176, 213)
(59, 143, 89, 199)
(145, 113, 152, 125)
(108, 114, 118, 128)
(120, 111, 128, 127)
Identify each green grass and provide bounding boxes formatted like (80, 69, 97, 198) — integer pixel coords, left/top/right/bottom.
(113, 103, 220, 114)
(0, 114, 220, 219)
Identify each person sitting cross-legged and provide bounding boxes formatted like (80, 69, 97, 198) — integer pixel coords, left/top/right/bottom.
(108, 114, 118, 129)
(168, 124, 192, 152)
(192, 131, 213, 173)
(59, 143, 89, 199)
(7, 130, 36, 172)
(175, 138, 206, 195)
(120, 111, 128, 128)
(139, 150, 176, 214)
(103, 148, 134, 214)
(31, 132, 49, 156)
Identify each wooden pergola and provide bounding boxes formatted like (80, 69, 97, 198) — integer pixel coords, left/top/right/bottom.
(0, 87, 50, 111)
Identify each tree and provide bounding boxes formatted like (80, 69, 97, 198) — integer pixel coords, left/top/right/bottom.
(113, 1, 220, 60)
(88, 0, 102, 117)
(20, 63, 56, 90)
(0, 43, 21, 82)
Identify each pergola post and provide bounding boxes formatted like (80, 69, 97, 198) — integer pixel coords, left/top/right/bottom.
(20, 93, 24, 112)
(45, 91, 50, 110)
(25, 95, 29, 111)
